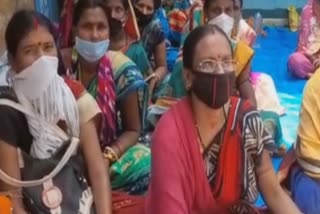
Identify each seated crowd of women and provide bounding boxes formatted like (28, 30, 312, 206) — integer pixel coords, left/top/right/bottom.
(0, 0, 318, 213)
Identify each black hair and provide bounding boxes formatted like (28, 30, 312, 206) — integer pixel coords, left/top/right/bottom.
(73, 0, 110, 26)
(5, 10, 66, 75)
(134, 0, 162, 11)
(240, 0, 243, 8)
(6, 10, 58, 57)
(122, 0, 130, 11)
(183, 24, 233, 70)
(104, 0, 129, 11)
(204, 0, 235, 10)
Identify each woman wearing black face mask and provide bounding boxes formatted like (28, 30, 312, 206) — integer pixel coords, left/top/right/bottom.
(146, 25, 300, 214)
(133, 0, 168, 103)
(106, 0, 154, 95)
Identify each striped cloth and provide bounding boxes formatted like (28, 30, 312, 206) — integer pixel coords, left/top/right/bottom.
(204, 103, 275, 205)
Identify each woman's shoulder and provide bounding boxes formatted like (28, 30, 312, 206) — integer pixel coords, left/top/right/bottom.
(154, 98, 188, 135)
(108, 50, 142, 76)
(304, 69, 320, 93)
(129, 41, 147, 53)
(108, 50, 136, 67)
(0, 88, 32, 151)
(231, 98, 260, 125)
(152, 102, 180, 149)
(144, 18, 164, 37)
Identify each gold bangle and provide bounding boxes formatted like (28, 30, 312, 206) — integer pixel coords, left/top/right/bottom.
(103, 147, 119, 163)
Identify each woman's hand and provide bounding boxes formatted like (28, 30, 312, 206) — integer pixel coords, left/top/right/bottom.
(115, 91, 141, 155)
(306, 52, 320, 68)
(80, 118, 112, 214)
(146, 74, 160, 104)
(13, 206, 28, 214)
(0, 142, 28, 214)
(257, 150, 301, 214)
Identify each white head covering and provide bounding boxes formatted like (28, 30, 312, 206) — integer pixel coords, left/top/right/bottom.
(12, 56, 79, 159)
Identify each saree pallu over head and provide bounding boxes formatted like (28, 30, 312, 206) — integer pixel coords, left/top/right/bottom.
(296, 69, 320, 178)
(147, 97, 260, 213)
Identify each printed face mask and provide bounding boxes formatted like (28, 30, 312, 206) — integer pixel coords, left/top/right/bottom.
(75, 36, 109, 62)
(191, 71, 235, 109)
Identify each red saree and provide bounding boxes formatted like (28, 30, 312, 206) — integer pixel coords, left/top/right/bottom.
(147, 97, 252, 214)
(112, 192, 144, 214)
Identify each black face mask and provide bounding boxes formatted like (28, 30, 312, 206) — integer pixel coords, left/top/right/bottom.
(134, 7, 153, 27)
(109, 17, 124, 37)
(191, 71, 236, 109)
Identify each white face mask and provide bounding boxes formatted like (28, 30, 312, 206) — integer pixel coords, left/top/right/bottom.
(12, 55, 80, 159)
(12, 56, 58, 100)
(208, 13, 234, 37)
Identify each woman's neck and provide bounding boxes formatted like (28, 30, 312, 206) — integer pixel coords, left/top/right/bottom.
(79, 57, 98, 73)
(190, 95, 227, 129)
(78, 57, 99, 86)
(190, 95, 229, 148)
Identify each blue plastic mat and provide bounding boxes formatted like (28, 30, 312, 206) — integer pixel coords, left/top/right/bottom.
(253, 27, 307, 207)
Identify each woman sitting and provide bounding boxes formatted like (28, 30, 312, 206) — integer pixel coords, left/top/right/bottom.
(0, 10, 111, 214)
(168, 0, 256, 107)
(231, 0, 286, 154)
(232, 0, 256, 46)
(105, 0, 156, 101)
(278, 69, 320, 214)
(62, 0, 150, 195)
(146, 24, 300, 214)
(133, 0, 168, 101)
(288, 0, 320, 79)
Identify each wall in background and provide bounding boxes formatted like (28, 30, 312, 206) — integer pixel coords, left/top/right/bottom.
(0, 0, 34, 55)
(243, 0, 308, 18)
(244, 0, 308, 9)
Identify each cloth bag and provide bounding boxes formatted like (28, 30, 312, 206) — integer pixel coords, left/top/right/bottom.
(111, 144, 151, 195)
(0, 99, 95, 214)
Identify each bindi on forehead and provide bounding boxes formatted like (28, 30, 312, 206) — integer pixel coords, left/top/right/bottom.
(19, 27, 54, 48)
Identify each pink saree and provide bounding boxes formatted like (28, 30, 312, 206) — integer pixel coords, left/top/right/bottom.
(288, 0, 318, 78)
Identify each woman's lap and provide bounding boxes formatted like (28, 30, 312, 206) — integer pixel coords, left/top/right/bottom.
(290, 166, 320, 214)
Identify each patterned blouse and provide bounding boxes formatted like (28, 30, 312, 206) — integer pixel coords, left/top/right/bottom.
(141, 19, 165, 61)
(203, 108, 275, 211)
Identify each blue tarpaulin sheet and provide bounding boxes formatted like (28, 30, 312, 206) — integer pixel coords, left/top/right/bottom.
(254, 26, 307, 206)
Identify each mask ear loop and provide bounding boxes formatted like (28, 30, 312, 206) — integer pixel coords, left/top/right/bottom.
(223, 104, 227, 120)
